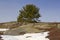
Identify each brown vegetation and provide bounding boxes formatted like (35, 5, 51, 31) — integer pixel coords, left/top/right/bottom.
(47, 27, 60, 40)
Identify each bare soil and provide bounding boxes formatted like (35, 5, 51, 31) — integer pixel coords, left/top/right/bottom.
(47, 27, 60, 40)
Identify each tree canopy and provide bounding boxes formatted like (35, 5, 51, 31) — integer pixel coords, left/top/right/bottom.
(17, 4, 41, 23)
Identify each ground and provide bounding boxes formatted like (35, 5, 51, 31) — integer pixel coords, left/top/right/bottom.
(47, 27, 60, 40)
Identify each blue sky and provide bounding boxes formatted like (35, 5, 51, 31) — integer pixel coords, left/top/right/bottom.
(0, 0, 60, 23)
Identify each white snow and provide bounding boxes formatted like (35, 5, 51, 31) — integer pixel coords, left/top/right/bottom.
(1, 31, 49, 40)
(0, 28, 9, 31)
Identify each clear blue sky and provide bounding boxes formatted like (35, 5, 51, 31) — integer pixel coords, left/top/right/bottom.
(0, 0, 60, 23)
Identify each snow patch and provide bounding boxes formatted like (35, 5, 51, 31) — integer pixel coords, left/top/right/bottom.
(0, 28, 9, 31)
(1, 31, 49, 40)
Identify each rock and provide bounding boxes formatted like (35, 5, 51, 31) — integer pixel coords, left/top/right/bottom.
(0, 36, 3, 40)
